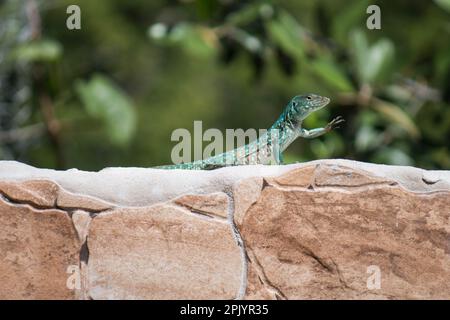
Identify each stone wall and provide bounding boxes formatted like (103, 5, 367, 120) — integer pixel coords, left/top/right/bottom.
(0, 160, 449, 299)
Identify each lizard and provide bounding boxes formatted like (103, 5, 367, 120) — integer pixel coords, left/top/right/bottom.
(157, 93, 344, 170)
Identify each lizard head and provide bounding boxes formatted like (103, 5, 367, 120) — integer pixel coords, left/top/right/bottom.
(288, 94, 330, 121)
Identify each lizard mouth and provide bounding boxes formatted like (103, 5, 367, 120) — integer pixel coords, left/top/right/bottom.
(320, 96, 330, 106)
(313, 96, 330, 109)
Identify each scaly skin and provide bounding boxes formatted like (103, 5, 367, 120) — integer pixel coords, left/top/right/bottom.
(158, 94, 344, 170)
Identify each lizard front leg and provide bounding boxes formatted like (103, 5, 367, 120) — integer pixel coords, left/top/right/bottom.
(267, 135, 284, 165)
(299, 116, 344, 139)
(272, 142, 284, 165)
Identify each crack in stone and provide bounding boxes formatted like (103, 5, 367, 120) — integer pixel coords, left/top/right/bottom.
(0, 190, 111, 216)
(77, 240, 90, 300)
(422, 177, 439, 185)
(1, 189, 94, 300)
(268, 182, 450, 200)
(0, 191, 56, 210)
(234, 180, 266, 227)
(3, 162, 448, 300)
(173, 203, 227, 222)
(272, 163, 402, 190)
(282, 238, 355, 294)
(284, 235, 334, 273)
(316, 181, 399, 188)
(273, 183, 400, 193)
(223, 186, 248, 301)
(57, 205, 111, 215)
(246, 247, 287, 300)
(0, 188, 107, 301)
(282, 231, 355, 293)
(168, 203, 228, 223)
(261, 178, 271, 190)
(80, 239, 90, 264)
(330, 259, 353, 291)
(356, 289, 398, 299)
(301, 248, 334, 273)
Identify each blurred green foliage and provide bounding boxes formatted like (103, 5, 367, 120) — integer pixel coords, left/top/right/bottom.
(75, 74, 136, 146)
(0, 0, 449, 170)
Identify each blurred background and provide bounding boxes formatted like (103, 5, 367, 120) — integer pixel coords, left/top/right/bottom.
(0, 0, 449, 170)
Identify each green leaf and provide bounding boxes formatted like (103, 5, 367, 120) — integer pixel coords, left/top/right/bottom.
(170, 23, 217, 57)
(372, 99, 420, 138)
(350, 29, 369, 83)
(350, 30, 395, 85)
(148, 22, 217, 57)
(148, 23, 168, 40)
(365, 39, 395, 83)
(310, 58, 354, 92)
(11, 39, 62, 63)
(332, 0, 370, 44)
(435, 0, 450, 12)
(266, 10, 305, 58)
(229, 28, 263, 53)
(355, 126, 383, 152)
(226, 3, 262, 26)
(75, 74, 137, 146)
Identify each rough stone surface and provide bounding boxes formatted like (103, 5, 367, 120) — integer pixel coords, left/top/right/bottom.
(88, 205, 241, 299)
(233, 176, 263, 226)
(72, 210, 91, 243)
(235, 166, 450, 299)
(0, 180, 58, 208)
(0, 197, 80, 299)
(57, 190, 114, 212)
(173, 192, 229, 219)
(313, 164, 396, 188)
(269, 165, 315, 187)
(0, 160, 449, 300)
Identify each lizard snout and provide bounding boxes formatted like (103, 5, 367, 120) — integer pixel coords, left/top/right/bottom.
(314, 96, 330, 107)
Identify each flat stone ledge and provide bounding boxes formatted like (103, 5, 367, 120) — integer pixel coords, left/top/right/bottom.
(0, 160, 448, 299)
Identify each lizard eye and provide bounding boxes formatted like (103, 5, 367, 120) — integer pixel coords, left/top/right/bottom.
(306, 96, 312, 100)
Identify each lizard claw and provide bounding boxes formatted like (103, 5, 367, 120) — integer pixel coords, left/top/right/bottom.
(326, 116, 345, 131)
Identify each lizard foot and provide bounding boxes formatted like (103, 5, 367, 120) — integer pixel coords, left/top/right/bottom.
(326, 116, 345, 131)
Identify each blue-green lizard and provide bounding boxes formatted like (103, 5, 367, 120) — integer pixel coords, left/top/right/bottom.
(158, 94, 343, 170)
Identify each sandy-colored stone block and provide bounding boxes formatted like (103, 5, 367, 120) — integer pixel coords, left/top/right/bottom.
(314, 165, 395, 188)
(173, 192, 229, 219)
(0, 198, 80, 299)
(57, 190, 114, 212)
(233, 176, 263, 226)
(270, 165, 316, 187)
(238, 176, 450, 299)
(0, 180, 58, 208)
(87, 204, 241, 299)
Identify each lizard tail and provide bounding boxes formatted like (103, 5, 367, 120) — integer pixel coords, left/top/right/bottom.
(155, 161, 228, 170)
